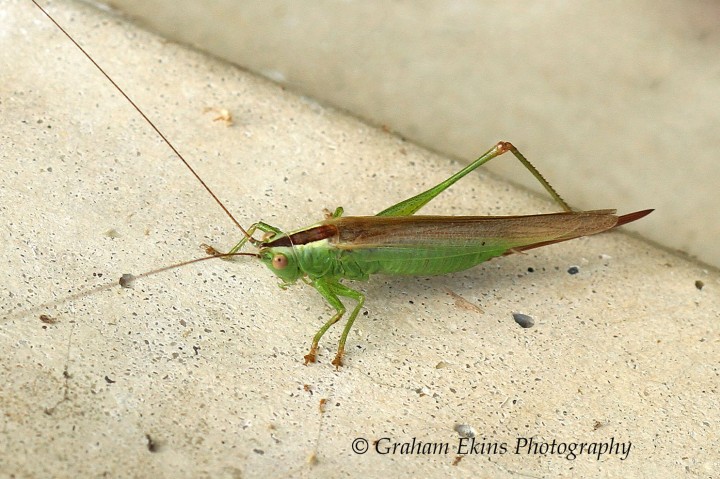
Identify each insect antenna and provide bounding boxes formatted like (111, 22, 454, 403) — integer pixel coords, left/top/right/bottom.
(121, 252, 261, 286)
(1, 253, 259, 322)
(31, 0, 253, 241)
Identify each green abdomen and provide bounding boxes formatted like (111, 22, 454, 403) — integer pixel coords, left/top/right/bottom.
(337, 245, 508, 277)
(294, 240, 510, 280)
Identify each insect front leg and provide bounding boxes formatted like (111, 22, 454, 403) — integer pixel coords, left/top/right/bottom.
(322, 206, 344, 219)
(305, 278, 364, 368)
(203, 222, 284, 258)
(223, 222, 284, 254)
(376, 141, 571, 217)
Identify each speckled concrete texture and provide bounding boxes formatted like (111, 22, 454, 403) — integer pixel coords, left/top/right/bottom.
(95, 0, 720, 269)
(1, 1, 718, 477)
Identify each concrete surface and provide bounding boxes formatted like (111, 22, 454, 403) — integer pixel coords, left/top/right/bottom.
(90, 0, 720, 269)
(1, 1, 718, 477)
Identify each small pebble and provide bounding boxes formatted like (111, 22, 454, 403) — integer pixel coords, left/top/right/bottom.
(119, 273, 136, 288)
(454, 424, 476, 438)
(512, 312, 535, 328)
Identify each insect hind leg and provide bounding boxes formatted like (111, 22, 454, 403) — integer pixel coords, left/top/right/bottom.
(376, 141, 571, 217)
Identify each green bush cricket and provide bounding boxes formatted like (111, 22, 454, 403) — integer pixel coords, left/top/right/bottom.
(32, 1, 652, 369)
(221, 143, 651, 367)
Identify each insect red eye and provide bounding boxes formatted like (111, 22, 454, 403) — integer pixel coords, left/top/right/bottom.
(272, 254, 288, 270)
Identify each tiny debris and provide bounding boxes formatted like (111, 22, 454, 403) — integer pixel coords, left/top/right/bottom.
(445, 289, 484, 314)
(452, 455, 464, 466)
(104, 376, 116, 384)
(39, 314, 58, 324)
(695, 280, 704, 290)
(567, 266, 580, 275)
(415, 386, 430, 397)
(146, 434, 159, 453)
(306, 398, 328, 467)
(104, 228, 121, 239)
(203, 107, 233, 126)
(453, 424, 476, 438)
(119, 273, 136, 288)
(512, 312, 535, 328)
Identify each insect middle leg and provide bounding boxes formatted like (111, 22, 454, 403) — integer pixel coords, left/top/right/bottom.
(306, 279, 364, 368)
